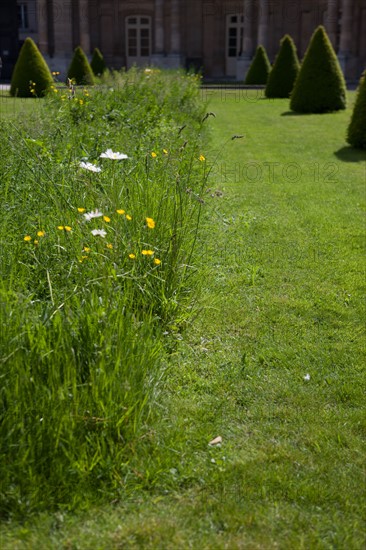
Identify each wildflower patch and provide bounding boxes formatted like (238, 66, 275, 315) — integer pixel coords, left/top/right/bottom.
(0, 68, 209, 517)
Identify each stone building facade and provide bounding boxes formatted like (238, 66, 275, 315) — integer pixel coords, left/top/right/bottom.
(5, 0, 366, 81)
(0, 0, 19, 79)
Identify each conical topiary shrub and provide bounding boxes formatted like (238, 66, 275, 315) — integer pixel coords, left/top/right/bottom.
(245, 45, 271, 85)
(265, 35, 300, 98)
(10, 37, 53, 98)
(67, 46, 95, 86)
(290, 26, 346, 113)
(346, 71, 366, 149)
(90, 47, 107, 76)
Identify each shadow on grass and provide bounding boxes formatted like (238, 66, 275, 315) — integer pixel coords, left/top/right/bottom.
(334, 146, 366, 163)
(0, 93, 36, 99)
(281, 110, 311, 117)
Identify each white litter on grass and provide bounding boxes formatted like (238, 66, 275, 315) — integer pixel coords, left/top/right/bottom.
(208, 436, 222, 447)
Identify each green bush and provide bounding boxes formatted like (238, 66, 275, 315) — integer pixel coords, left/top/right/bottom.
(290, 26, 346, 113)
(90, 47, 107, 76)
(346, 72, 366, 149)
(265, 35, 300, 98)
(67, 46, 95, 85)
(10, 37, 53, 98)
(245, 45, 271, 85)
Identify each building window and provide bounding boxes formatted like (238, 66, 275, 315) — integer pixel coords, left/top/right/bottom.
(18, 3, 29, 30)
(225, 14, 244, 77)
(227, 14, 244, 58)
(126, 16, 151, 59)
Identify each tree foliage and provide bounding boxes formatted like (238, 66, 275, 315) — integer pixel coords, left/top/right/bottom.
(265, 35, 300, 98)
(245, 46, 271, 85)
(90, 48, 107, 76)
(10, 37, 53, 98)
(347, 72, 366, 149)
(67, 46, 95, 86)
(290, 26, 346, 113)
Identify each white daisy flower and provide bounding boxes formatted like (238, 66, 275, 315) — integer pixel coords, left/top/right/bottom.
(79, 161, 102, 173)
(100, 149, 129, 160)
(84, 209, 103, 221)
(304, 374, 311, 381)
(91, 229, 107, 238)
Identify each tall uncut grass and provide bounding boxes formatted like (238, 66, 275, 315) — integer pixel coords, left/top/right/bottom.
(0, 69, 208, 517)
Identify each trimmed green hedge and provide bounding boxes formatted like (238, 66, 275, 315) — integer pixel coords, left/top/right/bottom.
(245, 46, 271, 85)
(290, 26, 346, 113)
(347, 72, 366, 149)
(67, 46, 95, 86)
(265, 35, 300, 98)
(90, 47, 107, 76)
(10, 37, 53, 98)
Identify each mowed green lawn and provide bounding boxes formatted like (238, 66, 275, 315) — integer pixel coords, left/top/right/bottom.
(0, 92, 46, 120)
(1, 89, 365, 549)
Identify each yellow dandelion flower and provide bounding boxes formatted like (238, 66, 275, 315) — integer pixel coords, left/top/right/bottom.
(151, 152, 157, 158)
(106, 243, 113, 249)
(77, 207, 86, 213)
(57, 226, 64, 230)
(142, 249, 154, 256)
(199, 154, 206, 162)
(163, 149, 168, 155)
(37, 230, 45, 237)
(146, 217, 155, 229)
(79, 255, 88, 263)
(116, 209, 125, 215)
(83, 247, 91, 253)
(126, 214, 132, 221)
(154, 258, 161, 265)
(24, 235, 32, 242)
(103, 216, 111, 223)
(65, 226, 72, 232)
(128, 253, 136, 259)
